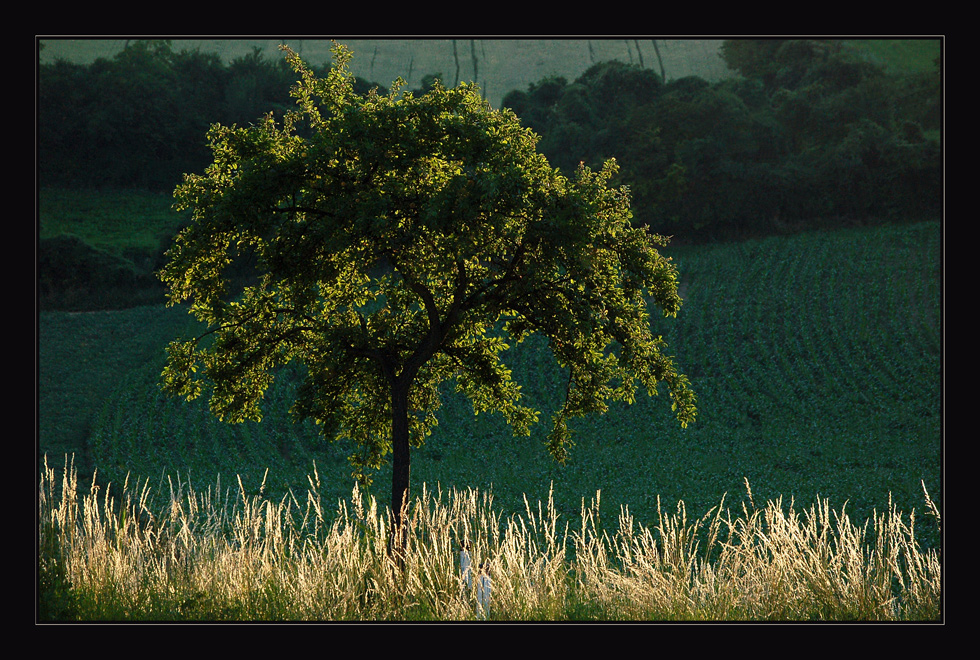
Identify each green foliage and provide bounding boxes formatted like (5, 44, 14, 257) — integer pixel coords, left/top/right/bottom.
(36, 234, 167, 311)
(38, 41, 204, 190)
(37, 40, 386, 192)
(38, 38, 940, 241)
(719, 39, 788, 84)
(37, 235, 137, 293)
(506, 39, 941, 239)
(159, 44, 696, 514)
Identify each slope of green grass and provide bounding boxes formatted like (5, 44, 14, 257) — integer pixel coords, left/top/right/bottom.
(846, 38, 942, 74)
(37, 305, 198, 472)
(39, 220, 942, 551)
(39, 187, 188, 257)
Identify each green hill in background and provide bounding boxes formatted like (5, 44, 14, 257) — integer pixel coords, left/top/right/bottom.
(39, 221, 942, 547)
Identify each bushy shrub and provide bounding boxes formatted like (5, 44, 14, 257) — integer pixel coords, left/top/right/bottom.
(37, 234, 162, 310)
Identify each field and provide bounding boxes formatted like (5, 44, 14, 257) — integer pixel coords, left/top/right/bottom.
(38, 187, 179, 256)
(38, 204, 943, 554)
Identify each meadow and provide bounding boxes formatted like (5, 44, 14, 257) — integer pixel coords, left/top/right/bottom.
(38, 454, 941, 621)
(37, 189, 942, 619)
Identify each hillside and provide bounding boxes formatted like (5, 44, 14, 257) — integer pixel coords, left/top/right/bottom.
(38, 37, 734, 109)
(38, 221, 942, 545)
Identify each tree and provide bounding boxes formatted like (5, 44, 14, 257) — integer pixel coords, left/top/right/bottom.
(160, 43, 696, 553)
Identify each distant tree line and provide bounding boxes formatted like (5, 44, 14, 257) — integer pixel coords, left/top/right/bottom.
(38, 39, 941, 239)
(502, 39, 941, 241)
(37, 40, 386, 192)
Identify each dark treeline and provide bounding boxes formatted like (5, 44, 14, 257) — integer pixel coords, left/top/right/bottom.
(38, 39, 941, 290)
(504, 39, 941, 241)
(37, 40, 386, 192)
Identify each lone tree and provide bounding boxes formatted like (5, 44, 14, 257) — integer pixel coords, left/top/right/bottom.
(160, 43, 696, 549)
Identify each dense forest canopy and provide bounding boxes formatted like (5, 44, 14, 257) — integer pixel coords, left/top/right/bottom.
(503, 38, 941, 239)
(37, 41, 388, 191)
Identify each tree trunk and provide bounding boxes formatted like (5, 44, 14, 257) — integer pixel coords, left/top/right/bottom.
(389, 379, 412, 559)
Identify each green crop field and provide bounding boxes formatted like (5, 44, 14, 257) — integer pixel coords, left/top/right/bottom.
(38, 213, 942, 552)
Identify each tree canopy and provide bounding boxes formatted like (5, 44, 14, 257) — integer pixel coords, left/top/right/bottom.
(503, 40, 941, 239)
(160, 43, 696, 541)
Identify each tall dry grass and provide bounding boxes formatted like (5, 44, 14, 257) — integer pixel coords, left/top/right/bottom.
(571, 479, 942, 620)
(38, 457, 941, 621)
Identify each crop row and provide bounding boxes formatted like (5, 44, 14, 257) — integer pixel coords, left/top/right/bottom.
(88, 222, 942, 536)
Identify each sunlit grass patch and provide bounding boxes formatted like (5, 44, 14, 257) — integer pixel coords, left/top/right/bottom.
(39, 456, 941, 622)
